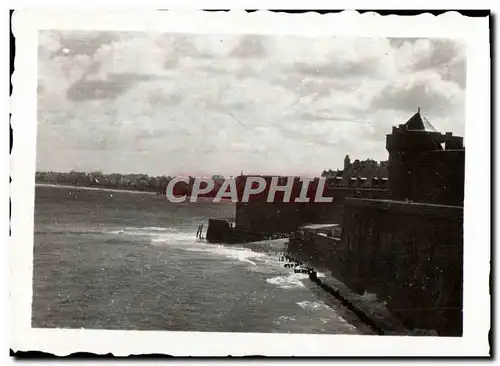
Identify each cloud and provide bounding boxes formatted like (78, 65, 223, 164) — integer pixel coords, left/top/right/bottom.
(54, 31, 122, 57)
(147, 89, 182, 107)
(391, 38, 466, 88)
(37, 31, 466, 176)
(230, 35, 268, 58)
(67, 73, 164, 101)
(369, 71, 464, 114)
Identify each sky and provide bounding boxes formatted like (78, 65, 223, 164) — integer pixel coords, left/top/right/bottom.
(36, 31, 466, 177)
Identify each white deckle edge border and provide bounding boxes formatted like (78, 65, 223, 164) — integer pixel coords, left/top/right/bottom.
(10, 10, 490, 356)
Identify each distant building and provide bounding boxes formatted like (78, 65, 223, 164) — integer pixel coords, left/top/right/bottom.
(344, 155, 351, 170)
(322, 156, 388, 188)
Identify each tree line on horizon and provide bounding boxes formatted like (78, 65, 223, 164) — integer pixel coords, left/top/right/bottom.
(35, 171, 228, 195)
(36, 158, 389, 195)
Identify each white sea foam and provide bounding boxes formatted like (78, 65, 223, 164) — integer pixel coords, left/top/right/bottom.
(183, 245, 268, 266)
(266, 273, 309, 289)
(107, 226, 198, 245)
(107, 225, 300, 274)
(149, 232, 198, 244)
(108, 226, 176, 235)
(107, 225, 271, 268)
(297, 300, 332, 311)
(273, 315, 296, 325)
(141, 226, 175, 232)
(296, 302, 358, 330)
(319, 314, 357, 330)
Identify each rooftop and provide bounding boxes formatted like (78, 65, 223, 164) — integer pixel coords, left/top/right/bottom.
(404, 108, 439, 133)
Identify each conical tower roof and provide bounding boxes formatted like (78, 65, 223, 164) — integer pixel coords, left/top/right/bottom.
(405, 108, 438, 133)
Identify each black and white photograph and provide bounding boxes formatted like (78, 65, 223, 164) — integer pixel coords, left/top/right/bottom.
(10, 10, 490, 357)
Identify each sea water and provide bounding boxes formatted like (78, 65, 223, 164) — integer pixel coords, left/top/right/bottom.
(32, 185, 366, 334)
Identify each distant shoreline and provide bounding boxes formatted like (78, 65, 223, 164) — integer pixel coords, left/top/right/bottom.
(35, 183, 157, 195)
(35, 183, 235, 203)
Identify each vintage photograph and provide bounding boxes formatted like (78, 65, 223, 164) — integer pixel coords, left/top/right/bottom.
(10, 10, 490, 357)
(33, 30, 466, 335)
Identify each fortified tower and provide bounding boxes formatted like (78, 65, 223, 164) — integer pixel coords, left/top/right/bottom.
(386, 109, 465, 206)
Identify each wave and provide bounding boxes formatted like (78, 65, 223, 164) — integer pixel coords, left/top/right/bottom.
(107, 226, 200, 246)
(107, 227, 276, 267)
(273, 315, 296, 325)
(35, 230, 103, 235)
(265, 268, 327, 290)
(296, 301, 356, 329)
(150, 232, 200, 244)
(297, 300, 332, 311)
(182, 245, 268, 266)
(37, 225, 182, 238)
(151, 233, 283, 269)
(142, 226, 174, 232)
(106, 225, 306, 282)
(266, 273, 309, 289)
(108, 226, 177, 235)
(35, 227, 112, 235)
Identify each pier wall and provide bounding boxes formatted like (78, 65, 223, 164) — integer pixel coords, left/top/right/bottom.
(235, 202, 308, 235)
(287, 198, 463, 336)
(235, 188, 389, 235)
